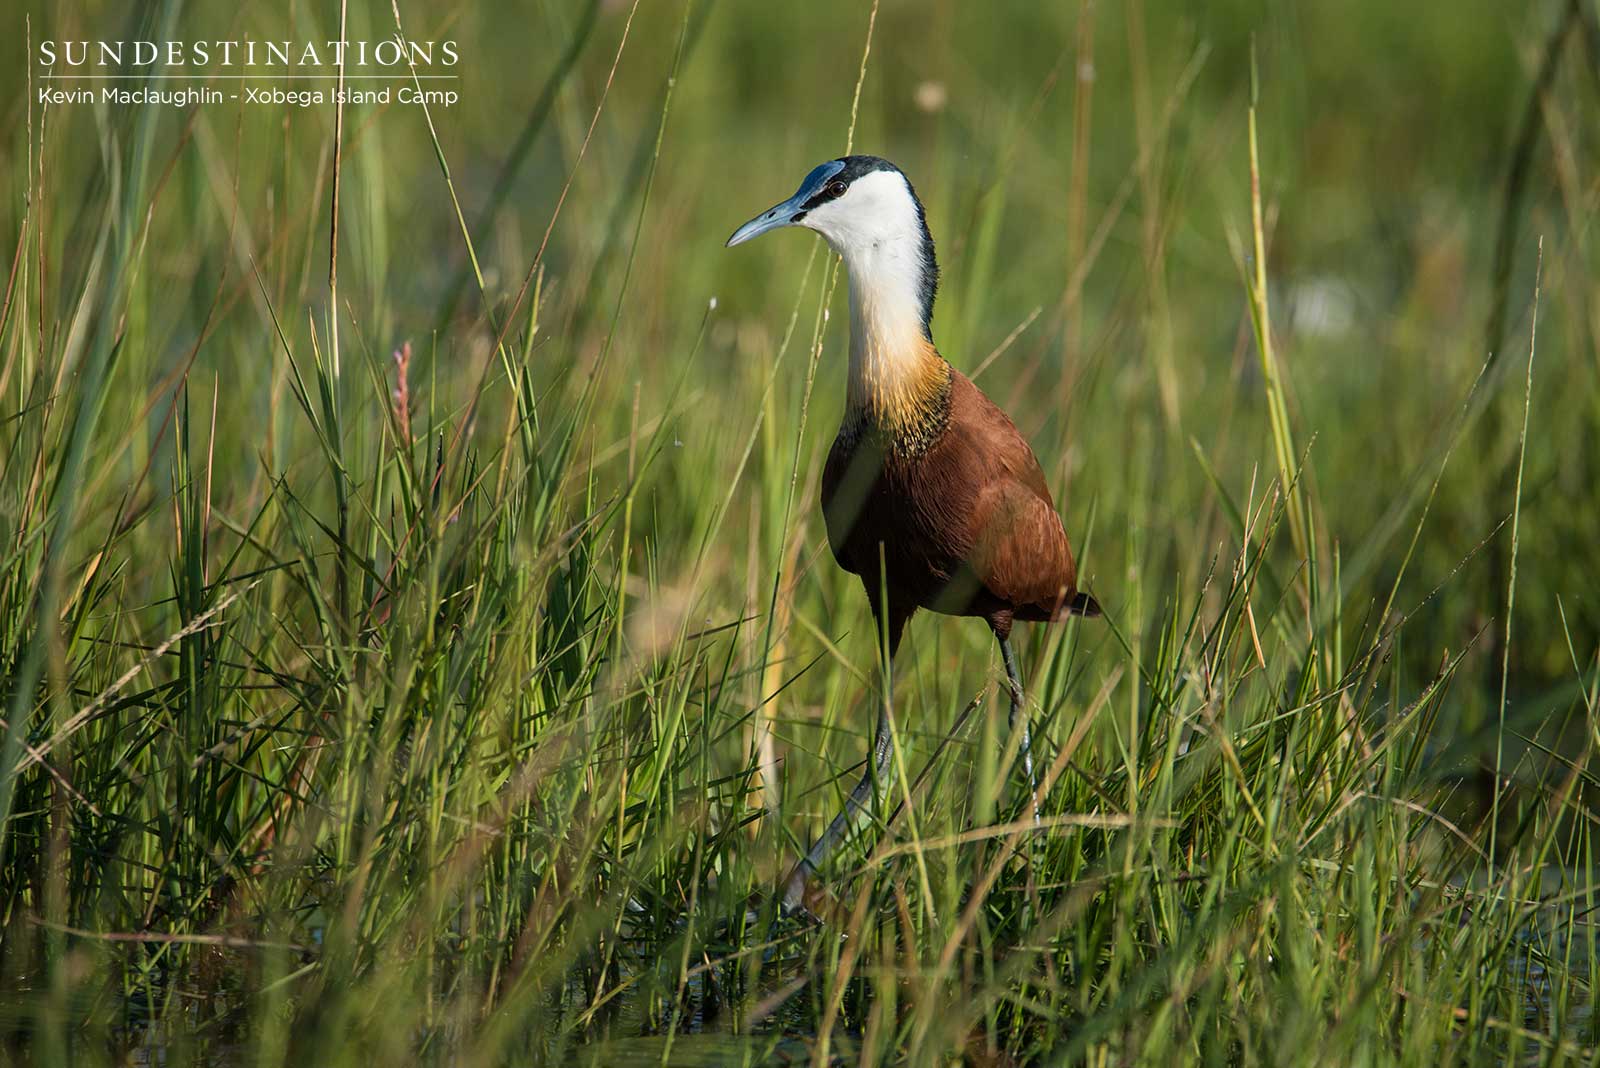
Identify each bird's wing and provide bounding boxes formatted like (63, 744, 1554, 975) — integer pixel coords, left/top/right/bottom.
(968, 475, 1076, 614)
(946, 372, 1079, 616)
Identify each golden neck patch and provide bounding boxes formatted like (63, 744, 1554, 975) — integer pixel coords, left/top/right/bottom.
(844, 333, 951, 455)
(837, 216, 948, 453)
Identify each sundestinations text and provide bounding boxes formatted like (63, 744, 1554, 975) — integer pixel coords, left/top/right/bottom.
(38, 39, 459, 69)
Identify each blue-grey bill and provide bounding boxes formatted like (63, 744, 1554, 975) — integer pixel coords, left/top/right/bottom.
(725, 204, 799, 248)
(725, 159, 846, 248)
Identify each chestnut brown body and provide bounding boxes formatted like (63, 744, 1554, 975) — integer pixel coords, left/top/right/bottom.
(822, 363, 1098, 647)
(725, 154, 1099, 911)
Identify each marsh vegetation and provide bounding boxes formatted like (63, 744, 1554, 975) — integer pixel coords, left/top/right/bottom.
(2, 0, 1598, 1063)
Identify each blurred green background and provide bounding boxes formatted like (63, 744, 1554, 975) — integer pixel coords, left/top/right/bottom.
(2, 0, 1581, 706)
(2, 0, 1596, 1062)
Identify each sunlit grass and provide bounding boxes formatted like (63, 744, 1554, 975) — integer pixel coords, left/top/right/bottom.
(2, 0, 1598, 1064)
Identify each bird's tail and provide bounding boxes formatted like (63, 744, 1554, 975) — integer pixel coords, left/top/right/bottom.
(1021, 590, 1104, 624)
(1063, 591, 1102, 619)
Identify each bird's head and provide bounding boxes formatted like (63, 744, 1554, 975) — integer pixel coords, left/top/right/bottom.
(727, 155, 939, 334)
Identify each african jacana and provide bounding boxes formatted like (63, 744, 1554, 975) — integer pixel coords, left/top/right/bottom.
(727, 155, 1101, 911)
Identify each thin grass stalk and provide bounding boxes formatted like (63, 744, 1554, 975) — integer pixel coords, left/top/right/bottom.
(1243, 54, 1310, 588)
(1490, 239, 1542, 877)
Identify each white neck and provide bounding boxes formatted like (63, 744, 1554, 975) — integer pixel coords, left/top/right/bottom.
(842, 249, 934, 414)
(801, 169, 940, 420)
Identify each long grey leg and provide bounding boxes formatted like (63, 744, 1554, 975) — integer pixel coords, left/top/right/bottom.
(781, 703, 893, 910)
(782, 612, 904, 912)
(1000, 636, 1040, 822)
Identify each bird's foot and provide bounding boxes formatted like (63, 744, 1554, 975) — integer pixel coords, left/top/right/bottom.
(775, 862, 848, 927)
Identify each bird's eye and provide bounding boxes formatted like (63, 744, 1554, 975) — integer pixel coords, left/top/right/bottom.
(827, 180, 847, 198)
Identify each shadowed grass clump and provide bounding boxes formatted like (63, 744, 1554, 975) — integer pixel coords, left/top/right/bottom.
(2, 0, 1599, 1064)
